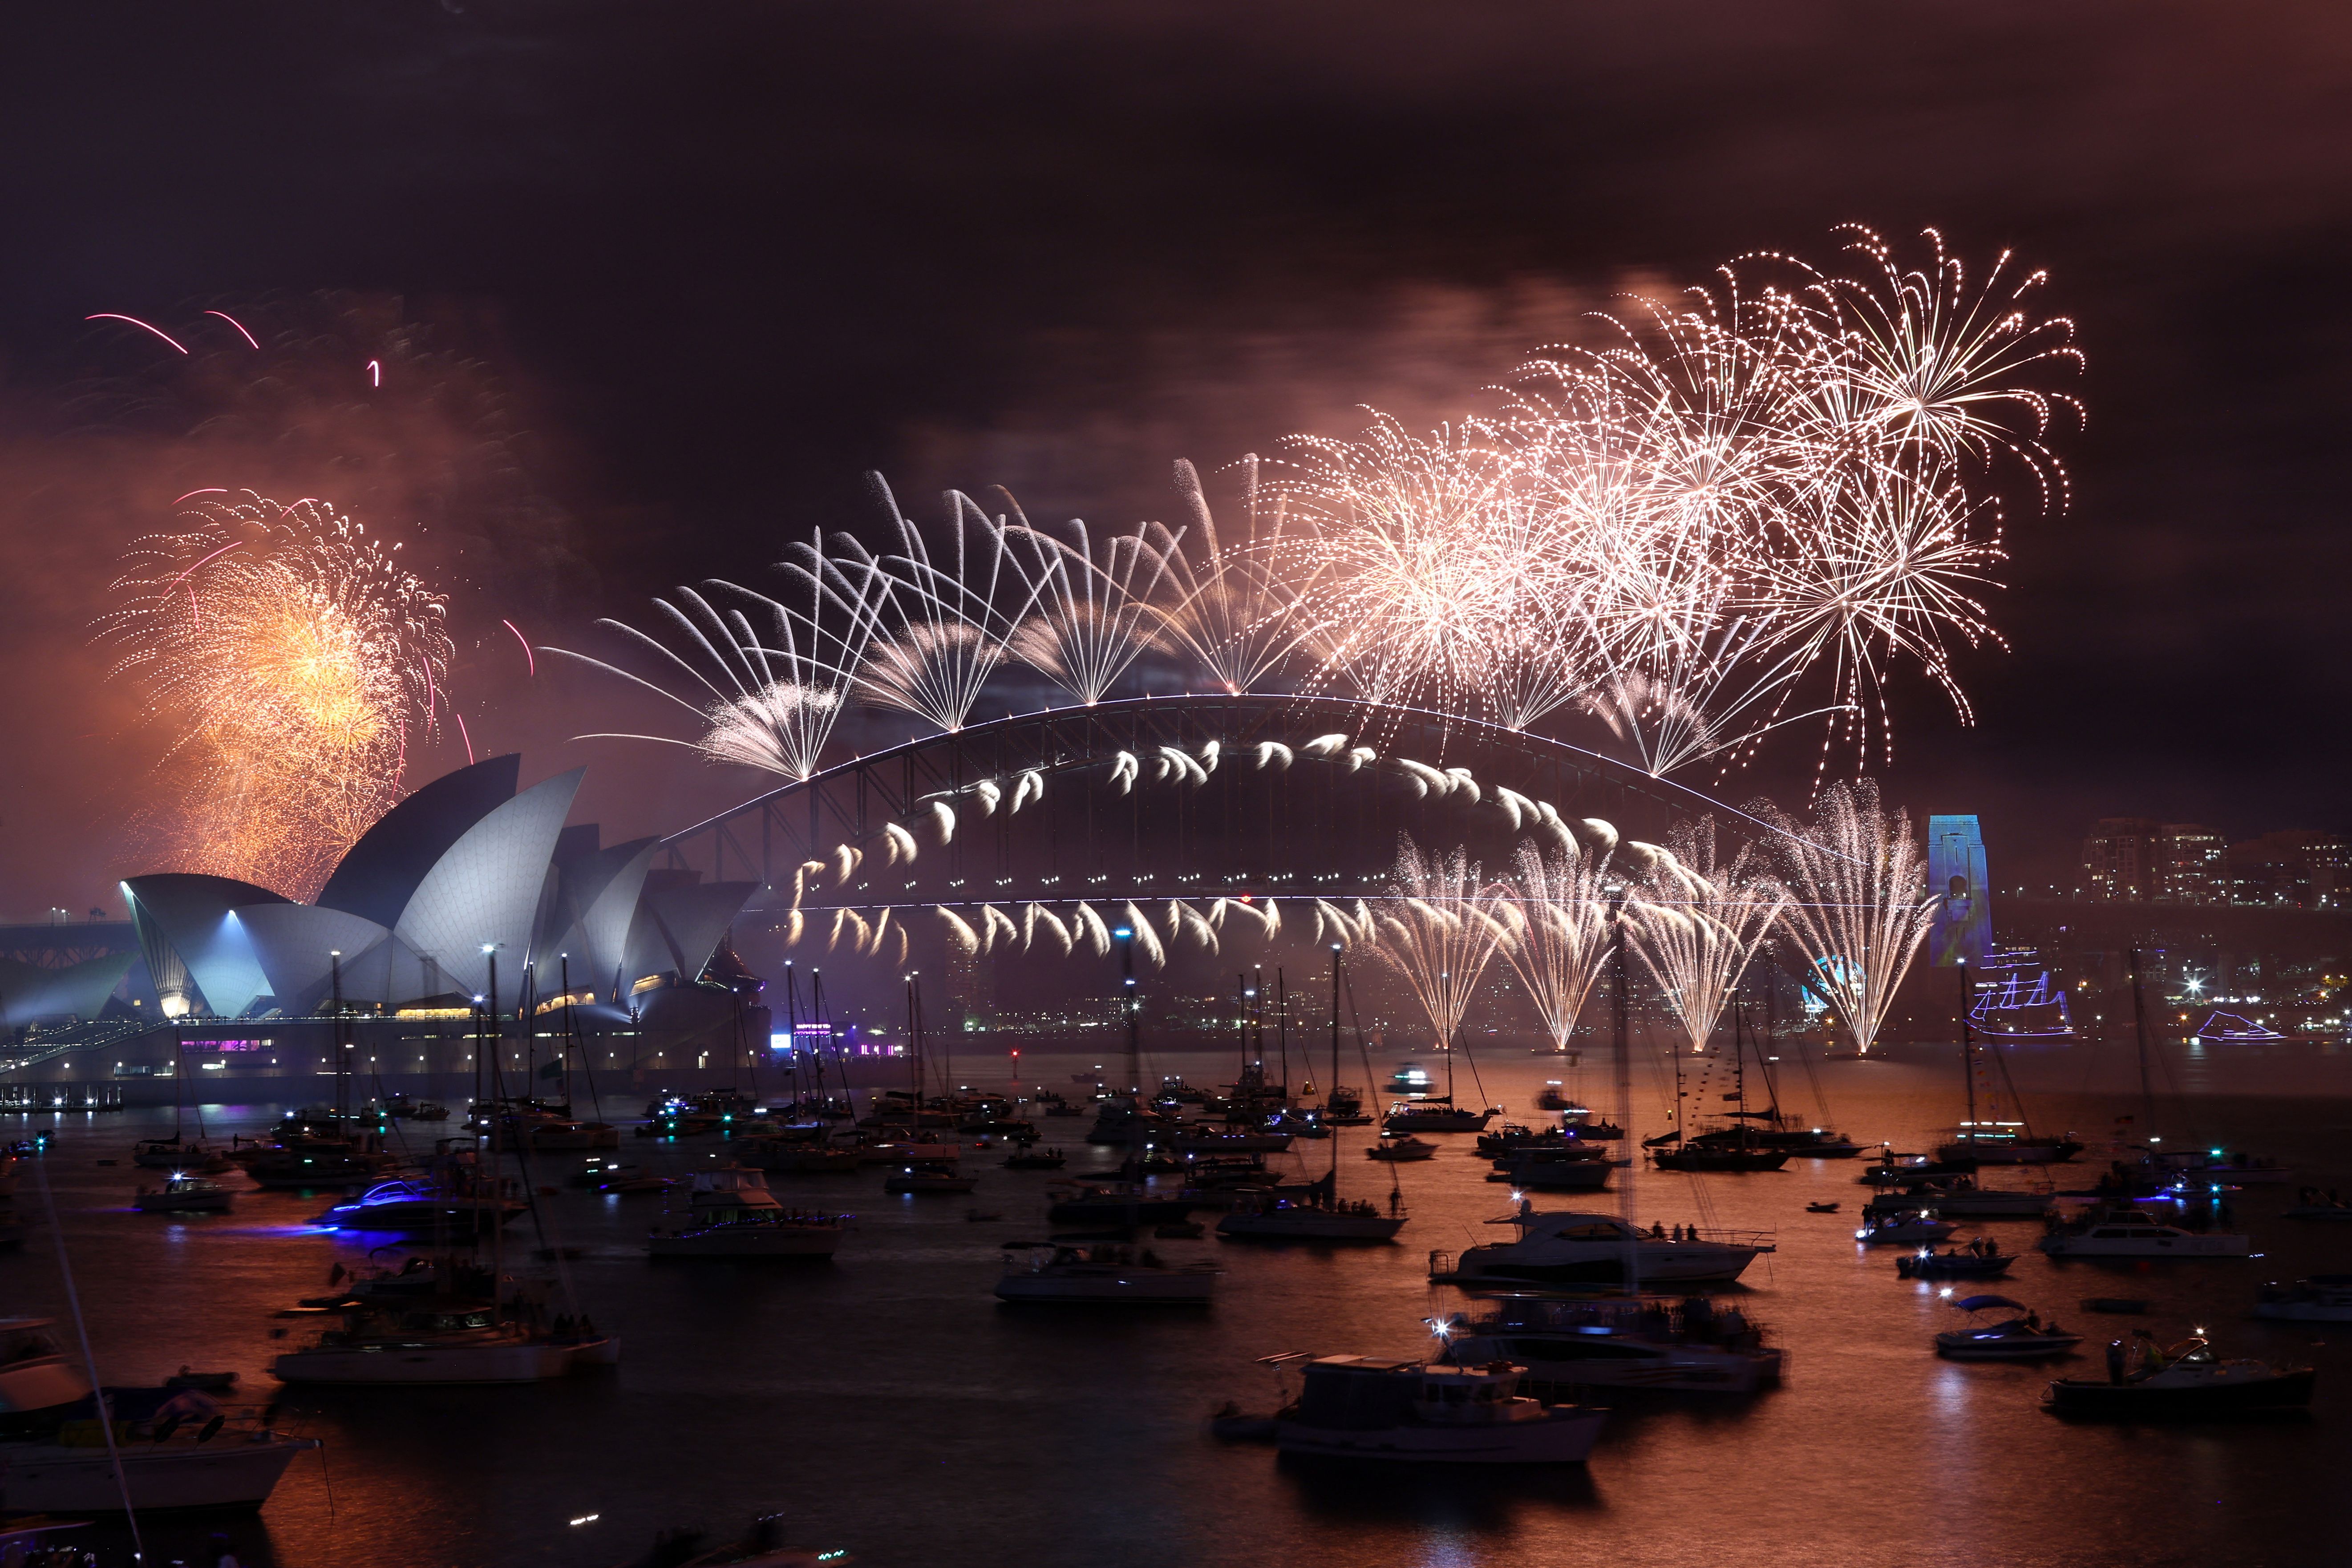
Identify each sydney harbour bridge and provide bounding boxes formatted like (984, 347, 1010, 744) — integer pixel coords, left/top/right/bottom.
(656, 691, 1750, 990)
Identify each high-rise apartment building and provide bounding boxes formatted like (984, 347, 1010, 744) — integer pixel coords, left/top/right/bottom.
(2228, 831, 2351, 909)
(2081, 818, 2159, 901)
(2157, 824, 2228, 905)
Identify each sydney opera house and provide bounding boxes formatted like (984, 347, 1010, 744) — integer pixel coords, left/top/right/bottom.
(4, 757, 760, 1092)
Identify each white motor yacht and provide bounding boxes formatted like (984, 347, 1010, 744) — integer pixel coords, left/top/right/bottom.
(2253, 1275, 2352, 1322)
(649, 1168, 847, 1257)
(132, 1176, 235, 1214)
(313, 1176, 526, 1237)
(994, 1242, 1220, 1303)
(0, 1319, 314, 1511)
(1433, 1295, 1782, 1394)
(1854, 1211, 1959, 1245)
(1429, 1204, 1772, 1287)
(1933, 1295, 2083, 1360)
(1268, 1354, 1606, 1463)
(2036, 1208, 2249, 1257)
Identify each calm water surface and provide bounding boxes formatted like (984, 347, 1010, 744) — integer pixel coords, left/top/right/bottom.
(12, 1041, 2352, 1568)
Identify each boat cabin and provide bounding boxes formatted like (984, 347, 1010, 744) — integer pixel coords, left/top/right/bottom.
(1286, 1355, 1529, 1429)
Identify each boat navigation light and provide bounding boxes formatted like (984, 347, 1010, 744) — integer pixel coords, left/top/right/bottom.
(570, 1514, 599, 1527)
(1938, 1287, 1953, 1297)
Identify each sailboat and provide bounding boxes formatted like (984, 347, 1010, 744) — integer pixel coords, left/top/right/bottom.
(1935, 965, 2082, 1164)
(130, 1036, 231, 1173)
(1684, 1004, 1859, 1158)
(1652, 1006, 1787, 1172)
(1219, 951, 1406, 1241)
(1382, 1030, 1497, 1133)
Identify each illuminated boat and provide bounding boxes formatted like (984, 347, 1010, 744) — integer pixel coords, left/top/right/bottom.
(1429, 1204, 1772, 1286)
(647, 1168, 846, 1257)
(2045, 1333, 2314, 1416)
(0, 1318, 313, 1510)
(313, 1177, 526, 1237)
(1266, 1354, 1607, 1463)
(1933, 1295, 2081, 1361)
(243, 1131, 399, 1189)
(1854, 1211, 1959, 1246)
(132, 1176, 235, 1215)
(1936, 1123, 2084, 1165)
(1433, 1294, 1782, 1394)
(1172, 1127, 1294, 1155)
(1216, 1189, 1405, 1241)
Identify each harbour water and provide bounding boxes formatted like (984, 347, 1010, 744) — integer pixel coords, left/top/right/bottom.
(10, 1040, 2352, 1568)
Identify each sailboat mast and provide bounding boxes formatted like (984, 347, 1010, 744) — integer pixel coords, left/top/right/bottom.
(1958, 962, 1977, 1141)
(1275, 967, 1287, 1105)
(1328, 947, 1342, 1184)
(2128, 946, 2158, 1139)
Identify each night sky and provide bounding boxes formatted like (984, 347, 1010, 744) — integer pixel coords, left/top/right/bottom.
(3, 1, 2347, 910)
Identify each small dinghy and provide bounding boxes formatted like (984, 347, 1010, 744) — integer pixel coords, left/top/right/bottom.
(1935, 1295, 2082, 1361)
(1897, 1243, 2015, 1280)
(1805, 1201, 1840, 1214)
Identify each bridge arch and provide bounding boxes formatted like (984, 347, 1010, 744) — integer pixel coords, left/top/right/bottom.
(658, 694, 1782, 957)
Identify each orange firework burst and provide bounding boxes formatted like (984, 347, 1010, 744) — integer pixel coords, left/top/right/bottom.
(98, 492, 451, 897)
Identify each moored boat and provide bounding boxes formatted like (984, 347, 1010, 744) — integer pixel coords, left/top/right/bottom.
(1266, 1353, 1606, 1463)
(2045, 1332, 2314, 1416)
(648, 1168, 847, 1257)
(2252, 1275, 2352, 1323)
(2035, 1207, 2249, 1258)
(1934, 1295, 2081, 1360)
(271, 1305, 615, 1385)
(133, 1176, 235, 1215)
(1433, 1293, 1782, 1394)
(1367, 1135, 1438, 1162)
(314, 1176, 526, 1237)
(1430, 1203, 1772, 1287)
(0, 1318, 313, 1511)
(993, 1241, 1219, 1303)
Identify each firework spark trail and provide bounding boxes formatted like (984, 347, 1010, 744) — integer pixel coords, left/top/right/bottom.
(1003, 503, 1178, 707)
(1151, 457, 1327, 696)
(97, 492, 450, 897)
(1625, 818, 1787, 1058)
(547, 529, 887, 781)
(1494, 832, 1619, 1054)
(1752, 777, 1939, 1055)
(854, 480, 1042, 733)
(566, 225, 2075, 788)
(1364, 834, 1510, 1056)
